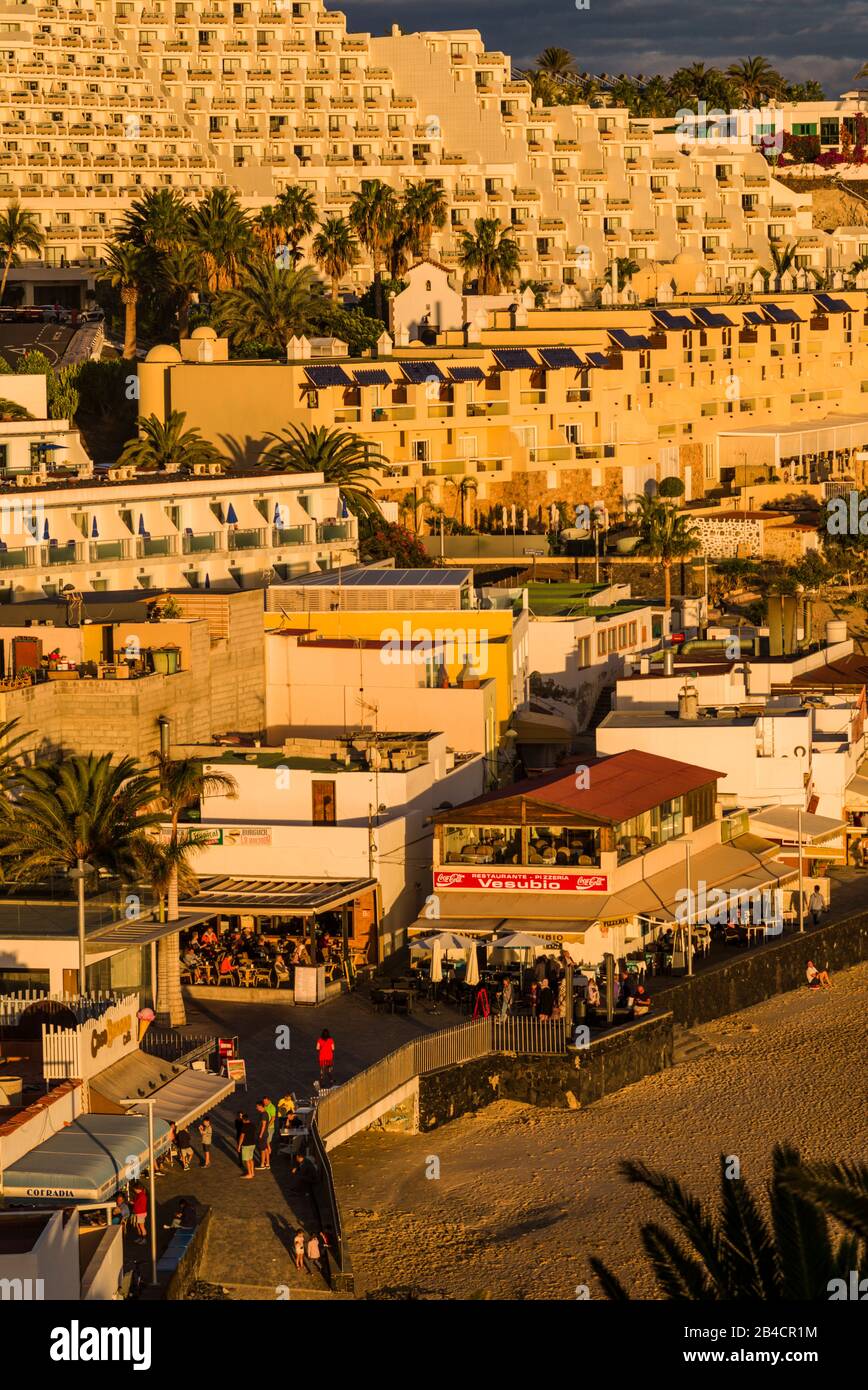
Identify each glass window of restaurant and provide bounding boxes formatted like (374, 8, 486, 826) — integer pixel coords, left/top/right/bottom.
(443, 824, 521, 864)
(616, 796, 684, 861)
(527, 825, 601, 865)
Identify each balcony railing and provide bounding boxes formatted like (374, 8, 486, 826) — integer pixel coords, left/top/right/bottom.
(138, 536, 176, 558)
(467, 400, 508, 416)
(182, 532, 219, 554)
(317, 522, 351, 542)
(272, 525, 311, 546)
(227, 527, 267, 551)
(41, 541, 82, 565)
(89, 540, 130, 562)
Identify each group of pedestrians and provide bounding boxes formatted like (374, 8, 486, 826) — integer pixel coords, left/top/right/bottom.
(235, 1096, 277, 1178)
(293, 1227, 330, 1281)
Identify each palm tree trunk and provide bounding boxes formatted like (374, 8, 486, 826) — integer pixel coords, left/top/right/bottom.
(155, 864, 186, 1027)
(664, 560, 672, 610)
(123, 294, 137, 361)
(330, 275, 339, 301)
(178, 295, 191, 339)
(0, 248, 12, 305)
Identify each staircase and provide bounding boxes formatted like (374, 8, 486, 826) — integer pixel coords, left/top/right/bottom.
(672, 1026, 718, 1066)
(588, 684, 613, 729)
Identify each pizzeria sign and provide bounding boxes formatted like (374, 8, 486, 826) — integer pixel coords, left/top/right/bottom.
(433, 869, 608, 893)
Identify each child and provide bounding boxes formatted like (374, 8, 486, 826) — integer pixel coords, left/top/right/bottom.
(294, 1228, 306, 1273)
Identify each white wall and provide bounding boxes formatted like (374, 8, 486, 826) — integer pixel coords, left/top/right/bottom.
(0, 1082, 82, 1173)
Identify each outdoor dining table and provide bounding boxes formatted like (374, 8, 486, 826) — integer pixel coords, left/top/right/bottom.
(743, 924, 766, 946)
(378, 986, 417, 1014)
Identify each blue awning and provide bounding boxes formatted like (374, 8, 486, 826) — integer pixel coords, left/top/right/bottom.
(401, 360, 446, 384)
(0, 1113, 171, 1203)
(814, 293, 853, 315)
(763, 303, 803, 325)
(608, 328, 653, 351)
(652, 309, 697, 332)
(491, 348, 538, 370)
(353, 368, 392, 386)
(304, 365, 352, 387)
(693, 306, 735, 329)
(537, 347, 584, 369)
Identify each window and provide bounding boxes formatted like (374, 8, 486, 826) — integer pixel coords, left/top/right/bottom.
(312, 780, 336, 824)
(820, 118, 839, 146)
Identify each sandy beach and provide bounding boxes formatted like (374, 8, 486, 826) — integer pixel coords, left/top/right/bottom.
(333, 960, 868, 1299)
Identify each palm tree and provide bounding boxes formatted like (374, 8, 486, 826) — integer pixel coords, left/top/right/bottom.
(0, 716, 29, 790)
(0, 203, 44, 305)
(536, 47, 577, 80)
(631, 492, 698, 609)
(850, 253, 868, 277)
(449, 475, 478, 527)
(158, 242, 203, 339)
(455, 217, 521, 294)
(261, 424, 386, 516)
(613, 256, 641, 287)
(0, 755, 162, 992)
(253, 204, 286, 260)
(726, 56, 783, 106)
(311, 216, 359, 300)
(349, 180, 400, 319)
(117, 410, 225, 474)
(187, 187, 253, 292)
(98, 240, 147, 360)
(213, 260, 318, 351)
(146, 754, 237, 1027)
(119, 187, 192, 255)
(762, 240, 799, 281)
(274, 185, 318, 266)
(591, 1147, 868, 1299)
(403, 180, 448, 260)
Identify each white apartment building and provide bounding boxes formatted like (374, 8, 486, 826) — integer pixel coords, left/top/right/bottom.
(182, 731, 485, 953)
(0, 1, 847, 297)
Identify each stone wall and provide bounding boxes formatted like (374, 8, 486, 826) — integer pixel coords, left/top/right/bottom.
(659, 911, 868, 1028)
(417, 1013, 673, 1130)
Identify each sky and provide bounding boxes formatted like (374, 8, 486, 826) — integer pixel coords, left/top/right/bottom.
(346, 0, 868, 95)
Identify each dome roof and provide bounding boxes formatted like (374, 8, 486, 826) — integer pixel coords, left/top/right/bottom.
(190, 325, 217, 340)
(673, 248, 702, 264)
(144, 344, 182, 364)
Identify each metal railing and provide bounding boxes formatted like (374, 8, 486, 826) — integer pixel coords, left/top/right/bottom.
(140, 1029, 217, 1066)
(317, 1014, 567, 1140)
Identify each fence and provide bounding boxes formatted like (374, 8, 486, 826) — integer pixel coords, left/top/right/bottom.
(0, 991, 119, 1029)
(317, 1014, 567, 1141)
(41, 992, 140, 1081)
(140, 1030, 217, 1067)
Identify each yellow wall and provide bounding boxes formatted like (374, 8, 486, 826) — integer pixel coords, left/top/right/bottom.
(265, 607, 519, 731)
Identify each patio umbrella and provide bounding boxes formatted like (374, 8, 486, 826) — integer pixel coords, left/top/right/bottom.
(91, 516, 98, 538)
(43, 518, 50, 540)
(464, 945, 479, 986)
(273, 503, 283, 527)
(492, 931, 550, 955)
(412, 931, 477, 956)
(204, 573, 211, 589)
(226, 502, 238, 525)
(138, 514, 147, 536)
(430, 936, 442, 983)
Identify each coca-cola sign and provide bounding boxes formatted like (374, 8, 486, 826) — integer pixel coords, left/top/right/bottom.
(433, 869, 608, 892)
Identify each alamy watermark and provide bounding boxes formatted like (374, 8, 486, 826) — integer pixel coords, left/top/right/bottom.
(380, 621, 489, 675)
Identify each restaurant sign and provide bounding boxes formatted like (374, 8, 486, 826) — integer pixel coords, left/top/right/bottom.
(433, 869, 608, 892)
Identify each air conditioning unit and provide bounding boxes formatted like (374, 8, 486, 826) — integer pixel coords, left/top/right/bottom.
(208, 462, 224, 476)
(15, 472, 41, 487)
(192, 463, 210, 476)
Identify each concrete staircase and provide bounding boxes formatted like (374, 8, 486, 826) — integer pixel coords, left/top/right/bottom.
(672, 1026, 718, 1066)
(588, 685, 613, 729)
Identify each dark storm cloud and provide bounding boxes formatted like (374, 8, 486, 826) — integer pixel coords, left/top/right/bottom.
(346, 0, 868, 94)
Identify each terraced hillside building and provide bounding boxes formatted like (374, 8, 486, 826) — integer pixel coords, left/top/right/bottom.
(138, 289, 868, 518)
(0, 0, 840, 301)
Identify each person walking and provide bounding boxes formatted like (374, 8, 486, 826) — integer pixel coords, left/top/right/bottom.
(236, 1112, 258, 1179)
(499, 975, 513, 1018)
(294, 1228, 306, 1273)
(316, 1029, 335, 1086)
(176, 1124, 194, 1171)
(306, 1231, 322, 1278)
(808, 884, 825, 928)
(131, 1183, 148, 1244)
(256, 1097, 276, 1170)
(198, 1116, 213, 1168)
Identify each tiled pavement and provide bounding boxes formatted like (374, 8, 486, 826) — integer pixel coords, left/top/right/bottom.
(144, 987, 448, 1297)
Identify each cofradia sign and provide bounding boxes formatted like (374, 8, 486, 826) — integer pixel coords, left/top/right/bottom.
(433, 870, 608, 892)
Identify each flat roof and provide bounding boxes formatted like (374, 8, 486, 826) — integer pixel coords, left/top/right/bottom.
(273, 566, 471, 589)
(789, 653, 868, 688)
(600, 708, 806, 729)
(436, 749, 723, 824)
(718, 414, 868, 438)
(182, 875, 377, 915)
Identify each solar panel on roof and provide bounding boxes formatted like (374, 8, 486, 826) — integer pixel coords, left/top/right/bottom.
(814, 293, 852, 314)
(693, 306, 735, 329)
(401, 361, 446, 384)
(537, 347, 583, 369)
(448, 366, 485, 381)
(586, 351, 611, 368)
(763, 303, 802, 325)
(353, 368, 392, 386)
(743, 311, 765, 326)
(652, 309, 696, 331)
(608, 328, 653, 351)
(492, 348, 538, 370)
(304, 364, 352, 387)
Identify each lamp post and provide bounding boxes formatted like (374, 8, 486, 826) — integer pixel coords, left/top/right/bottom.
(120, 1097, 158, 1286)
(685, 838, 693, 976)
(68, 858, 92, 996)
(794, 743, 807, 933)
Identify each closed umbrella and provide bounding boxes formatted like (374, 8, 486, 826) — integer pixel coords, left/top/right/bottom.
(226, 502, 238, 525)
(430, 936, 442, 983)
(464, 945, 479, 986)
(273, 503, 283, 527)
(204, 573, 211, 590)
(138, 514, 147, 536)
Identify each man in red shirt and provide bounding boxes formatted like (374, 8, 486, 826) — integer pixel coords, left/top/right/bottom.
(316, 1029, 335, 1086)
(131, 1183, 148, 1243)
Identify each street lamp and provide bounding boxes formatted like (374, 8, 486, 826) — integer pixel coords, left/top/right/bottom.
(794, 744, 807, 933)
(120, 1097, 158, 1286)
(67, 858, 95, 996)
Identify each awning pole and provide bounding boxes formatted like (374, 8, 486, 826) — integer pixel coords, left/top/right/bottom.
(798, 807, 804, 933)
(122, 1096, 158, 1286)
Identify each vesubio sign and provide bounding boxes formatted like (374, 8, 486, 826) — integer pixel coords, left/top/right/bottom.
(433, 869, 608, 892)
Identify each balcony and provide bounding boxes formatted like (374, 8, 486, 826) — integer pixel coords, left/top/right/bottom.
(41, 541, 82, 565)
(227, 527, 267, 551)
(317, 522, 351, 542)
(467, 400, 508, 416)
(182, 532, 219, 554)
(89, 540, 130, 562)
(0, 546, 35, 569)
(138, 536, 176, 558)
(272, 525, 311, 546)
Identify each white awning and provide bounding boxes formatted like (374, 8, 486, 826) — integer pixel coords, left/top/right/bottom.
(130, 1068, 235, 1128)
(134, 501, 176, 539)
(86, 508, 135, 542)
(845, 773, 868, 809)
